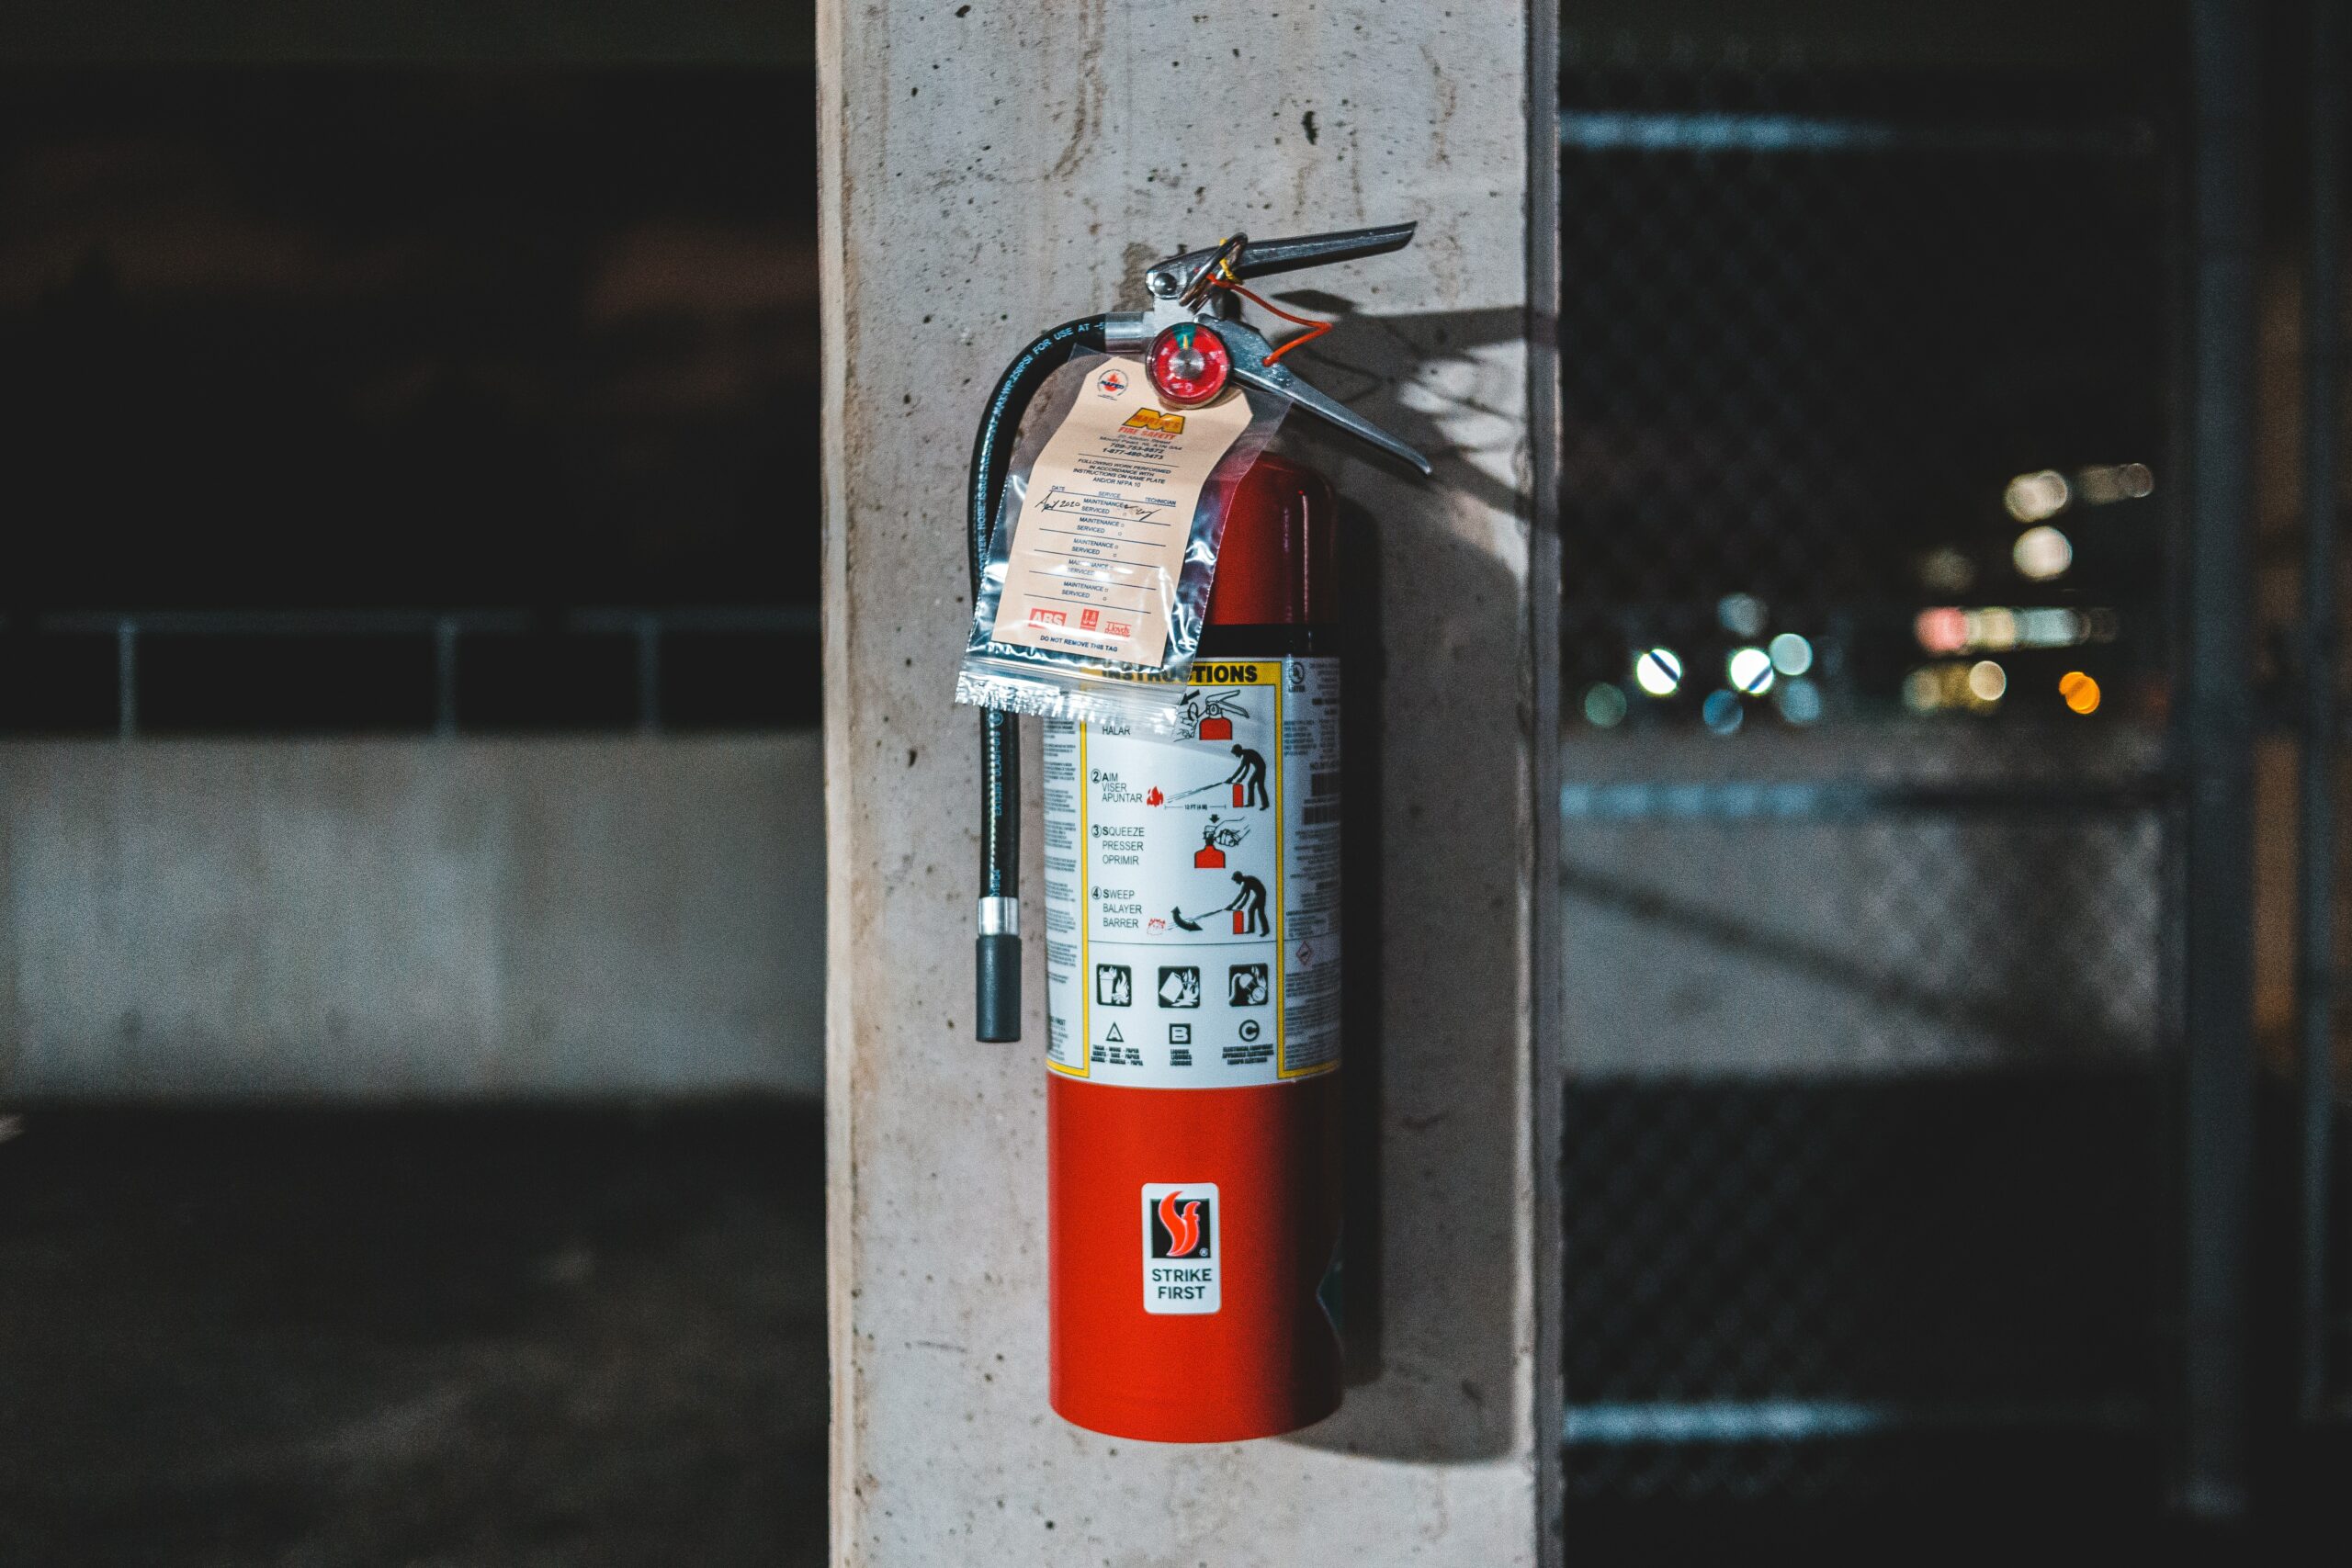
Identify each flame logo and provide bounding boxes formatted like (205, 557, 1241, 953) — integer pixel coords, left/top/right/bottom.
(1158, 1190, 1203, 1258)
(1146, 785, 1165, 806)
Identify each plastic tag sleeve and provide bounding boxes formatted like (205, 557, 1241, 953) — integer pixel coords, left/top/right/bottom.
(953, 352, 1288, 735)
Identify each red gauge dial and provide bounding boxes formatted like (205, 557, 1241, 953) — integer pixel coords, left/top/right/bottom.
(1146, 322, 1232, 407)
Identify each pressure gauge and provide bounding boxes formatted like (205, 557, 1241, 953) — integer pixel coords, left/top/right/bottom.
(1146, 322, 1232, 407)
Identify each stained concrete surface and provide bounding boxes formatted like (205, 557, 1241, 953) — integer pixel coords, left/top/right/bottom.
(820, 1, 1552, 1558)
(0, 1103, 825, 1567)
(0, 738, 827, 1100)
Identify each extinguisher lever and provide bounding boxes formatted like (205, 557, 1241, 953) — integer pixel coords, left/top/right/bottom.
(1138, 223, 1433, 475)
(1218, 319, 1434, 477)
(1145, 222, 1417, 299)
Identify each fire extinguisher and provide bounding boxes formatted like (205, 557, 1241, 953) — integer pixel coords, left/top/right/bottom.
(967, 226, 1430, 1442)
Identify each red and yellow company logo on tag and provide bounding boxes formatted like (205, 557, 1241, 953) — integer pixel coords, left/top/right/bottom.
(1123, 408, 1186, 434)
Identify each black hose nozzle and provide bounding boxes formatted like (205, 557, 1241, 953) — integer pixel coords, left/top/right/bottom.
(976, 931, 1022, 1043)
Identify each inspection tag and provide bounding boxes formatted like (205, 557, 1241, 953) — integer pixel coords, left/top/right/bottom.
(986, 358, 1254, 670)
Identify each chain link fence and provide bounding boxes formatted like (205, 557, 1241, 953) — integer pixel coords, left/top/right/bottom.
(1558, 17, 2183, 1511)
(1559, 34, 2174, 730)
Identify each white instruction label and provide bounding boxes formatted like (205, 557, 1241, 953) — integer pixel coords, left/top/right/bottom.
(1042, 657, 1340, 1088)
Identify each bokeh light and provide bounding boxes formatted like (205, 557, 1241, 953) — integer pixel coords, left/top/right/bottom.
(1634, 647, 1682, 697)
(1774, 677, 1822, 725)
(2075, 462, 2154, 505)
(1701, 689, 1744, 735)
(1717, 592, 1767, 638)
(2059, 670, 2101, 715)
(1726, 646, 1775, 695)
(1915, 607, 1969, 655)
(1917, 604, 2114, 656)
(1767, 632, 1813, 676)
(2012, 525, 2073, 581)
(2005, 468, 2070, 523)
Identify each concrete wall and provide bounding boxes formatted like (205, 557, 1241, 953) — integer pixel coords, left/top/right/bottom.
(0, 736, 824, 1100)
(820, 2, 1559, 1563)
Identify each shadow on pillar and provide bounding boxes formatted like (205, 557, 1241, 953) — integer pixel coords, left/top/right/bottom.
(1275, 302, 1533, 1463)
(1336, 492, 1386, 1390)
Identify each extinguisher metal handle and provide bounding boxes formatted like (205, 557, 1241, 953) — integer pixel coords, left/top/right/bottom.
(1131, 222, 1434, 475)
(1145, 222, 1418, 300)
(1218, 320, 1434, 477)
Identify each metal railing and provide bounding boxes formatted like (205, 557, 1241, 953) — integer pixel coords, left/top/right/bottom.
(2, 605, 819, 738)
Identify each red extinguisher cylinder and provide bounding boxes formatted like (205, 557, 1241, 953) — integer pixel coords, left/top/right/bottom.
(1046, 453, 1344, 1442)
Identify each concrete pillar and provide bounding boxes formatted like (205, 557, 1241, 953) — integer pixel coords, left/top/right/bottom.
(820, 5, 1558, 1562)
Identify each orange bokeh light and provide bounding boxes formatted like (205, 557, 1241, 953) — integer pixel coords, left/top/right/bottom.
(2059, 671, 2100, 715)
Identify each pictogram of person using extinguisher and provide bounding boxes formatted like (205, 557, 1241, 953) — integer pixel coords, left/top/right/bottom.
(1224, 744, 1269, 809)
(1223, 871, 1271, 936)
(1178, 688, 1250, 738)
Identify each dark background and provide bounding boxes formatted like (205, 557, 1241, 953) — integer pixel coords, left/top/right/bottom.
(0, 10, 832, 1566)
(0, 57, 819, 734)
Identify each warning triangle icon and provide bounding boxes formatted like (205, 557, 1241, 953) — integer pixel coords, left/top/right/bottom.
(1105, 1023, 1124, 1043)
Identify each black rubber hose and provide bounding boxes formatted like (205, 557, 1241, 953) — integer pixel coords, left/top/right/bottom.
(969, 315, 1111, 1043)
